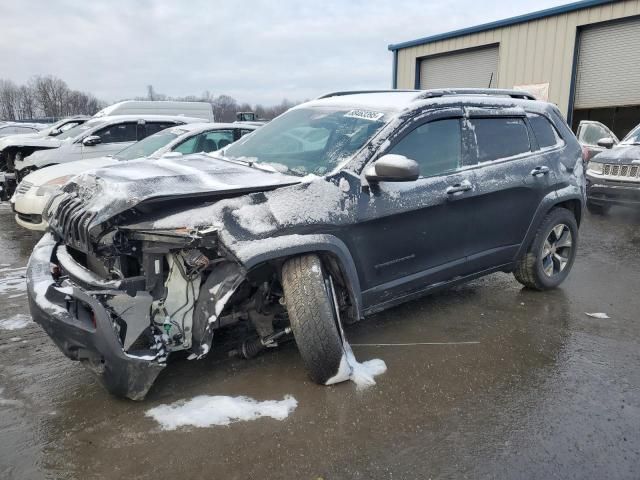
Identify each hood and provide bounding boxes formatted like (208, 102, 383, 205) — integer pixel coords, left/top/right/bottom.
(593, 144, 640, 164)
(50, 154, 301, 228)
(0, 135, 61, 152)
(21, 157, 119, 187)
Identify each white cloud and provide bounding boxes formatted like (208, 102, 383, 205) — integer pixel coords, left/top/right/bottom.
(0, 0, 568, 105)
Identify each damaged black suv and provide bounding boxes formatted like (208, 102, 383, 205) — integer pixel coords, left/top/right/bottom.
(27, 89, 585, 400)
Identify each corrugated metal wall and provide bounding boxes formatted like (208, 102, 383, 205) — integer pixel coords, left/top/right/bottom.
(394, 0, 640, 117)
(574, 16, 640, 108)
(420, 45, 499, 89)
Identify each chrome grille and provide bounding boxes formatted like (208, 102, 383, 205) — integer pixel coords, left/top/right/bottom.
(602, 163, 640, 181)
(16, 181, 33, 195)
(48, 193, 95, 251)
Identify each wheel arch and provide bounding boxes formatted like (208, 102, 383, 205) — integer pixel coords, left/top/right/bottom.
(227, 233, 364, 321)
(516, 191, 584, 262)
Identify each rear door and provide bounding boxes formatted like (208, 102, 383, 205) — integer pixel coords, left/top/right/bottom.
(347, 108, 478, 306)
(463, 111, 556, 271)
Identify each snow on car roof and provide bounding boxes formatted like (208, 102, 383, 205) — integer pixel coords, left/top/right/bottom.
(305, 91, 422, 113)
(174, 122, 259, 133)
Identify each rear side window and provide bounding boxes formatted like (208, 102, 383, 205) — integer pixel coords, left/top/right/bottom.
(470, 118, 531, 163)
(95, 122, 138, 143)
(145, 122, 178, 137)
(388, 118, 462, 178)
(529, 114, 562, 149)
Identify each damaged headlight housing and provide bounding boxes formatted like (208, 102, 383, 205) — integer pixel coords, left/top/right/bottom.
(586, 161, 603, 175)
(36, 175, 74, 196)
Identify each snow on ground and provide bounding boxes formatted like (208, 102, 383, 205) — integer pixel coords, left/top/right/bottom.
(585, 312, 610, 319)
(0, 314, 32, 330)
(325, 340, 387, 389)
(146, 395, 298, 430)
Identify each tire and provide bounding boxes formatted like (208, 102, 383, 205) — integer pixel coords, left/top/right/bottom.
(281, 254, 345, 384)
(514, 208, 578, 290)
(586, 200, 610, 216)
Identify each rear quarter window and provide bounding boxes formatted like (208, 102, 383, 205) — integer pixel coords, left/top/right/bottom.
(470, 118, 531, 163)
(529, 114, 563, 149)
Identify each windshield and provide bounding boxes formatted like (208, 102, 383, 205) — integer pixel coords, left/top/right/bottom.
(115, 129, 183, 160)
(621, 125, 640, 145)
(223, 107, 388, 176)
(56, 119, 105, 141)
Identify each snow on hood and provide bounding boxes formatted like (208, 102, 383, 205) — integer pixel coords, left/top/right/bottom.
(0, 135, 62, 153)
(20, 157, 119, 187)
(593, 144, 640, 163)
(55, 154, 301, 227)
(142, 171, 357, 242)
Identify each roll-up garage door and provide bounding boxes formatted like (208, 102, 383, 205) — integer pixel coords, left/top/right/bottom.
(574, 17, 640, 109)
(419, 45, 499, 89)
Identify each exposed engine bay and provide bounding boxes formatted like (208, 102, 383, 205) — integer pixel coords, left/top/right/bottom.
(52, 224, 297, 367)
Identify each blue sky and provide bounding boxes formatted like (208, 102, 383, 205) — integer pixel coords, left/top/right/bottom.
(0, 0, 570, 105)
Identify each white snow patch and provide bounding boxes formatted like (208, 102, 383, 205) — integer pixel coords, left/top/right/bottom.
(146, 394, 298, 430)
(325, 341, 387, 389)
(0, 314, 32, 330)
(585, 312, 610, 319)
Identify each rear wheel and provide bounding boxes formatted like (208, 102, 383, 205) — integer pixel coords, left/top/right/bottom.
(586, 200, 610, 215)
(514, 208, 578, 290)
(281, 255, 344, 384)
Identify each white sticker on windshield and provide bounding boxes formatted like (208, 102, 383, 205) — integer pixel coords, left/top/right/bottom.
(344, 110, 384, 122)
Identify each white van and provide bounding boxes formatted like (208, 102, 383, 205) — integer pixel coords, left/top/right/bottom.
(94, 101, 214, 121)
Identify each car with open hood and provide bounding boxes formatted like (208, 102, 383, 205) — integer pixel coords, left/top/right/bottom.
(584, 122, 640, 214)
(11, 122, 258, 231)
(26, 89, 585, 400)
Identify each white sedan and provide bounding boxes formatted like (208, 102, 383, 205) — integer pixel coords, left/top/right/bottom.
(11, 122, 258, 231)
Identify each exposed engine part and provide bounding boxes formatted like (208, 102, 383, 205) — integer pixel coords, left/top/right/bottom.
(150, 253, 201, 350)
(181, 249, 210, 274)
(229, 327, 292, 359)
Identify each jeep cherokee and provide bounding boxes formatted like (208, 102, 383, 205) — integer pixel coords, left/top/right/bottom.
(26, 89, 585, 400)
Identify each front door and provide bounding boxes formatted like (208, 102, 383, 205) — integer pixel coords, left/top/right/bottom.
(81, 121, 138, 159)
(345, 110, 477, 307)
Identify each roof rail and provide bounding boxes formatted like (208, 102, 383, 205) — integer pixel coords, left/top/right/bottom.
(416, 88, 536, 101)
(317, 89, 418, 99)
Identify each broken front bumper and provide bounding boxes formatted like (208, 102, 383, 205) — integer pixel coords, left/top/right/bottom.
(26, 234, 164, 400)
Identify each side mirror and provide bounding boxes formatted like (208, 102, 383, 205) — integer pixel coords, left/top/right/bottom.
(597, 137, 615, 149)
(365, 154, 419, 182)
(82, 135, 102, 147)
(49, 128, 61, 136)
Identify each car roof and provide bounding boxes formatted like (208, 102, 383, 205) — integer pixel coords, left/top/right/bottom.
(305, 88, 546, 116)
(86, 114, 211, 125)
(173, 122, 259, 134)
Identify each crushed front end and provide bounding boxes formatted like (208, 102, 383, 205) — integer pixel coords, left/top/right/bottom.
(27, 190, 263, 400)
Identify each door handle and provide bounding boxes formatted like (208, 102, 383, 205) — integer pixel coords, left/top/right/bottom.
(446, 180, 473, 195)
(531, 166, 550, 176)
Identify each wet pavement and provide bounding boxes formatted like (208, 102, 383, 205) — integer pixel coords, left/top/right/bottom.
(0, 201, 639, 479)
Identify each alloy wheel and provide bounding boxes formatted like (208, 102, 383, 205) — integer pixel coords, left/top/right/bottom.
(541, 224, 573, 277)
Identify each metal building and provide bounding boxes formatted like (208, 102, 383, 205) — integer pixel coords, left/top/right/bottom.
(389, 0, 640, 137)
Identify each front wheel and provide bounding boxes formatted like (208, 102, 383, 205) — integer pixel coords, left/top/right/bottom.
(281, 254, 345, 384)
(514, 208, 578, 290)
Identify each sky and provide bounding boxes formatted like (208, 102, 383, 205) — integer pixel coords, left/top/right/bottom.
(0, 0, 571, 106)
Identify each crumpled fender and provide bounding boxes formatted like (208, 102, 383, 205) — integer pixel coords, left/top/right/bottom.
(221, 232, 364, 320)
(191, 261, 247, 356)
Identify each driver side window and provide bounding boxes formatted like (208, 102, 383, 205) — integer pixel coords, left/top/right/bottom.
(388, 119, 462, 178)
